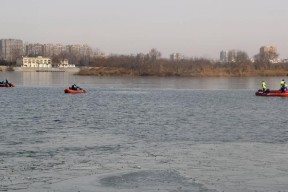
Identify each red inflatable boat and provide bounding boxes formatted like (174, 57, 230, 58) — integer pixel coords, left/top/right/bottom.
(255, 89, 288, 97)
(64, 88, 86, 94)
(0, 83, 15, 87)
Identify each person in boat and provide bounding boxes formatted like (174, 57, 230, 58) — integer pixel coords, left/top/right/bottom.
(4, 79, 12, 87)
(280, 79, 287, 92)
(261, 81, 267, 92)
(71, 84, 78, 90)
(71, 84, 82, 90)
(5, 79, 9, 86)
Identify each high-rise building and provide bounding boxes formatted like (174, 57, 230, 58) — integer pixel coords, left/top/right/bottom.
(43, 44, 54, 57)
(260, 46, 277, 57)
(43, 44, 67, 57)
(67, 44, 93, 57)
(220, 50, 228, 62)
(259, 46, 279, 63)
(25, 43, 44, 56)
(0, 39, 23, 62)
(220, 50, 239, 63)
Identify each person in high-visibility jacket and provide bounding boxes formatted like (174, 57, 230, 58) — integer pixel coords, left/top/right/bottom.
(280, 79, 285, 87)
(280, 79, 286, 92)
(262, 81, 267, 91)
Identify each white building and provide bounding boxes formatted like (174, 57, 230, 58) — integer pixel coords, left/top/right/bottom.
(57, 59, 75, 68)
(170, 53, 184, 61)
(16, 56, 52, 67)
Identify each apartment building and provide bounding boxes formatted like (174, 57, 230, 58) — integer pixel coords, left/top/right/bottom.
(25, 43, 44, 56)
(0, 39, 23, 62)
(259, 46, 278, 61)
(67, 44, 93, 57)
(26, 43, 93, 57)
(260, 46, 277, 57)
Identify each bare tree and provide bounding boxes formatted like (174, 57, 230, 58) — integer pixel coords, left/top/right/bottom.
(149, 48, 161, 60)
(234, 51, 250, 63)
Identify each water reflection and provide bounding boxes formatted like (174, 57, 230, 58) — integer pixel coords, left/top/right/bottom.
(0, 71, 286, 90)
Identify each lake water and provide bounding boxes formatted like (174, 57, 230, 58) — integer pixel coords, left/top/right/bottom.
(1, 72, 288, 192)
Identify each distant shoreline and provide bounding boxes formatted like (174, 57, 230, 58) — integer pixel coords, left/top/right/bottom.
(0, 66, 11, 71)
(1, 66, 288, 77)
(0, 66, 80, 73)
(77, 67, 288, 77)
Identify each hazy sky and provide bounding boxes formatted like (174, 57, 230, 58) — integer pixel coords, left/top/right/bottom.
(1, 0, 288, 59)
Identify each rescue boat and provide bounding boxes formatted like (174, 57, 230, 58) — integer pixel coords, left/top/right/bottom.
(255, 89, 288, 97)
(0, 83, 15, 87)
(64, 88, 86, 94)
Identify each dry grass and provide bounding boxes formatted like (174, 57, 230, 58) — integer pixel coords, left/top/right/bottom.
(77, 67, 288, 77)
(78, 67, 137, 76)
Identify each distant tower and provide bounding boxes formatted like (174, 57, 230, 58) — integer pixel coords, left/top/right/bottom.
(220, 50, 228, 62)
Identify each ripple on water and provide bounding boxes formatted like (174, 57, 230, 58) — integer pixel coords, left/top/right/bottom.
(100, 170, 217, 192)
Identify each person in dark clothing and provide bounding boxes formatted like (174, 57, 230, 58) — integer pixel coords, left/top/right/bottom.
(71, 84, 77, 90)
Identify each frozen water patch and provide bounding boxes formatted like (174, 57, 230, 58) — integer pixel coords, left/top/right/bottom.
(8, 142, 288, 192)
(100, 170, 217, 192)
(31, 170, 217, 192)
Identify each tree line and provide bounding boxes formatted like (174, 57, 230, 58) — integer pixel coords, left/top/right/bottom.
(78, 49, 288, 77)
(2, 47, 288, 76)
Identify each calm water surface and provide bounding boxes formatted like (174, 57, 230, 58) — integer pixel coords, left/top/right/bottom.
(0, 72, 288, 192)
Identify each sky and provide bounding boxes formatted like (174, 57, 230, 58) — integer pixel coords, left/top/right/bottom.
(1, 0, 288, 59)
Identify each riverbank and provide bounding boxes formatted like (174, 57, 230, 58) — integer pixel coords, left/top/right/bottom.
(0, 66, 12, 71)
(0, 66, 80, 73)
(77, 67, 288, 77)
(2, 65, 288, 77)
